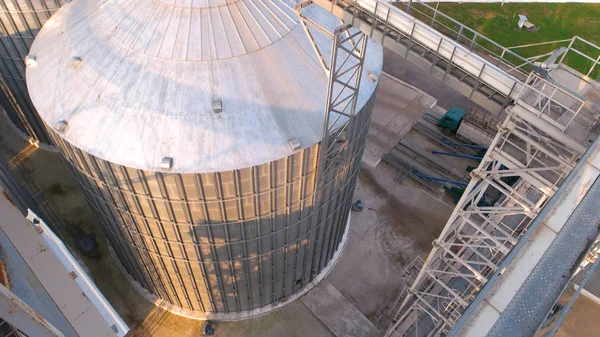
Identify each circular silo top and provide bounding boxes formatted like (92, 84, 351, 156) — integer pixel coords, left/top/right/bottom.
(26, 0, 382, 173)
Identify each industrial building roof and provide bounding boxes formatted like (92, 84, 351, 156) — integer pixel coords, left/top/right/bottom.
(26, 0, 382, 173)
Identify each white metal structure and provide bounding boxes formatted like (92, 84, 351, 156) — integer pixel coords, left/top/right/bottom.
(383, 74, 596, 336)
(0, 189, 128, 337)
(0, 283, 64, 337)
(313, 0, 600, 335)
(26, 211, 129, 337)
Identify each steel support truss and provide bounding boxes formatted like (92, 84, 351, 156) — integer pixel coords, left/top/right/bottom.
(295, 1, 368, 192)
(382, 70, 597, 336)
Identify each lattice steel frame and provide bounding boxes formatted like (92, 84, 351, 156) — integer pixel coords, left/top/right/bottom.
(296, 0, 369, 203)
(383, 72, 596, 336)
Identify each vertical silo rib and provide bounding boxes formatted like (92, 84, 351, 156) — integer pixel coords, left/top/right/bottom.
(117, 165, 169, 295)
(268, 161, 276, 300)
(0, 66, 30, 135)
(195, 173, 229, 312)
(35, 0, 53, 21)
(0, 3, 31, 76)
(213, 172, 241, 311)
(318, 169, 336, 271)
(0, 13, 33, 129)
(251, 166, 264, 307)
(138, 171, 188, 308)
(73, 151, 140, 281)
(191, 174, 217, 312)
(166, 6, 184, 59)
(281, 156, 290, 297)
(58, 140, 149, 290)
(232, 170, 253, 310)
(324, 167, 344, 264)
(136, 169, 182, 307)
(292, 148, 308, 290)
(155, 173, 196, 310)
(0, 0, 63, 142)
(311, 170, 328, 275)
(301, 146, 318, 283)
(8, 0, 33, 39)
(96, 160, 152, 287)
(113, 165, 170, 299)
(20, 0, 42, 31)
(174, 174, 208, 312)
(89, 155, 154, 291)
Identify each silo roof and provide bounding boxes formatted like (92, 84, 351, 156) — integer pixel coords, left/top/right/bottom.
(26, 0, 382, 173)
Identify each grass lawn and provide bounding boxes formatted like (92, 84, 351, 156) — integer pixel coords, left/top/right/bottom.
(409, 2, 600, 77)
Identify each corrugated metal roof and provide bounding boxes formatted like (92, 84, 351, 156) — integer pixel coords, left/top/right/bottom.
(26, 0, 382, 173)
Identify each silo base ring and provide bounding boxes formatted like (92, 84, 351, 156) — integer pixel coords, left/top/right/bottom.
(108, 212, 352, 321)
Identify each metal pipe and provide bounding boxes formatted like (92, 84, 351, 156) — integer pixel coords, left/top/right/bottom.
(414, 173, 468, 187)
(507, 39, 572, 50)
(441, 140, 488, 150)
(432, 151, 482, 161)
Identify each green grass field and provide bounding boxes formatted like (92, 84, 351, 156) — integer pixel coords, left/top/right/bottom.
(409, 2, 600, 77)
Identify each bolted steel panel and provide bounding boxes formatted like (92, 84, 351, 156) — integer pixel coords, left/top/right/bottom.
(0, 0, 65, 143)
(45, 93, 377, 318)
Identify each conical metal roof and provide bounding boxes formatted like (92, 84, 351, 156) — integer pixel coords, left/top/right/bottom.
(26, 0, 382, 172)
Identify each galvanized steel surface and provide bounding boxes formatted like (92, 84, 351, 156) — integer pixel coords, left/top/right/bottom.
(0, 0, 64, 143)
(27, 0, 383, 318)
(26, 0, 382, 173)
(47, 93, 376, 318)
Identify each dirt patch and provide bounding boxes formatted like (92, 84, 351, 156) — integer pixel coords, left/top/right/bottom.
(467, 9, 487, 20)
(358, 169, 444, 253)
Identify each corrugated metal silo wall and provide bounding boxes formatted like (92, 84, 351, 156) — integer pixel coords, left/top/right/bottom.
(47, 94, 377, 316)
(0, 0, 64, 143)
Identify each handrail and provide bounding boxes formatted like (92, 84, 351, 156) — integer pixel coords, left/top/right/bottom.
(342, 0, 526, 100)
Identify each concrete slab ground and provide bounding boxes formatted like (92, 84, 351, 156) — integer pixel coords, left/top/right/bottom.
(382, 48, 482, 112)
(363, 73, 437, 167)
(549, 289, 600, 337)
(300, 280, 380, 337)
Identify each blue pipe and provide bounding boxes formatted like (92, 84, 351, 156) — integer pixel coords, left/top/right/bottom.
(414, 173, 468, 187)
(432, 150, 483, 161)
(441, 139, 488, 150)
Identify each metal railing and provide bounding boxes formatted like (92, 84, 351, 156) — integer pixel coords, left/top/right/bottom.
(518, 72, 599, 133)
(391, 0, 600, 80)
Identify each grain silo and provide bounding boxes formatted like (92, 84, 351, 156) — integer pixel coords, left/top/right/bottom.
(25, 0, 382, 319)
(0, 0, 65, 143)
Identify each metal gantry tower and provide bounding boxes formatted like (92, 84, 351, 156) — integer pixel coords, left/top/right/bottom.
(308, 0, 600, 335)
(296, 0, 369, 172)
(384, 71, 595, 335)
